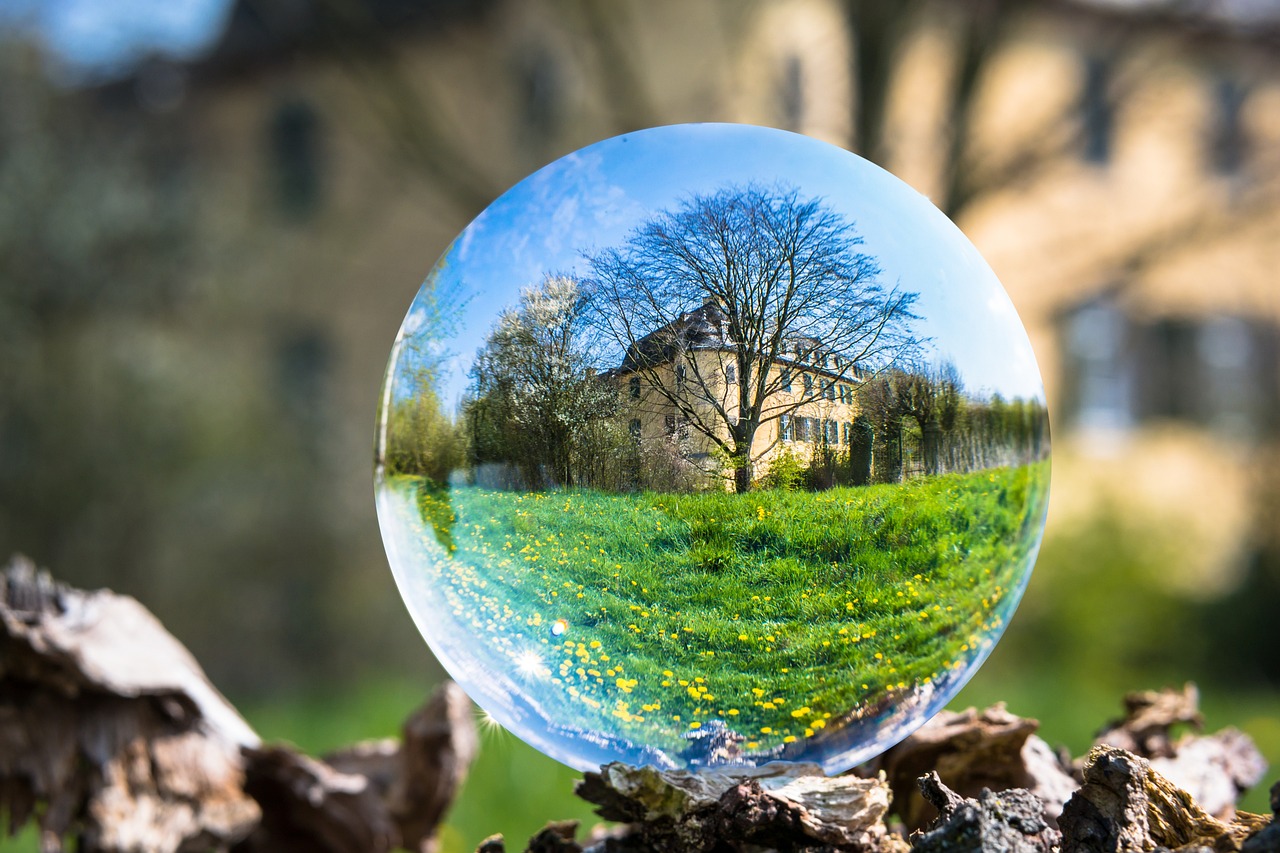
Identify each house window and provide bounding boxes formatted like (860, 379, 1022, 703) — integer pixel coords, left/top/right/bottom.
(803, 374, 813, 397)
(518, 48, 562, 142)
(824, 419, 838, 444)
(725, 361, 737, 383)
(269, 97, 323, 220)
(1081, 56, 1113, 165)
(824, 381, 836, 401)
(1063, 296, 1132, 430)
(842, 421, 854, 444)
(780, 414, 793, 442)
(839, 384, 852, 404)
(1210, 77, 1247, 177)
(777, 54, 804, 132)
(629, 377, 641, 399)
(675, 364, 686, 391)
(781, 368, 792, 392)
(664, 414, 676, 436)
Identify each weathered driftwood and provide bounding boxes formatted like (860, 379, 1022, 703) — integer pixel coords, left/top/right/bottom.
(1059, 746, 1270, 853)
(520, 753, 1276, 853)
(0, 555, 475, 853)
(865, 702, 1078, 831)
(571, 761, 908, 852)
(1094, 684, 1268, 820)
(913, 771, 1060, 853)
(1, 555, 260, 853)
(492, 694, 1275, 852)
(1094, 683, 1204, 759)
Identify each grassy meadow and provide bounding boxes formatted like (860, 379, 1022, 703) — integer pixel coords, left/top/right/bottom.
(386, 461, 1049, 762)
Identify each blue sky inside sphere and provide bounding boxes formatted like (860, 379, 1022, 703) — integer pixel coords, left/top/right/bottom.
(402, 124, 1045, 412)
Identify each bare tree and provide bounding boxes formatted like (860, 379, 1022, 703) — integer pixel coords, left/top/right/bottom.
(897, 361, 963, 476)
(587, 183, 921, 493)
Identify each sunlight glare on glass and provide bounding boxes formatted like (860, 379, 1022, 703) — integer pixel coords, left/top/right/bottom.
(375, 124, 1051, 774)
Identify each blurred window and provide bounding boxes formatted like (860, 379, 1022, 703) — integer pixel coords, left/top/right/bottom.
(777, 54, 804, 131)
(1209, 77, 1247, 177)
(518, 49, 562, 141)
(269, 97, 323, 220)
(781, 367, 792, 392)
(725, 361, 736, 383)
(629, 377, 641, 399)
(1195, 315, 1277, 439)
(1081, 56, 1112, 165)
(675, 363, 686, 391)
(1062, 296, 1131, 430)
(1135, 318, 1197, 422)
(629, 419, 642, 441)
(780, 414, 793, 441)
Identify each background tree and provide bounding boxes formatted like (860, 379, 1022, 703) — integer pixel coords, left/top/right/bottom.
(897, 361, 963, 475)
(588, 182, 921, 493)
(464, 275, 621, 490)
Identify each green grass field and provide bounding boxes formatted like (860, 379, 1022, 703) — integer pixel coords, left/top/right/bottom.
(386, 462, 1049, 762)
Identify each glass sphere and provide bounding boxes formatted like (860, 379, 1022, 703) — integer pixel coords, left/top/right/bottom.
(375, 124, 1050, 774)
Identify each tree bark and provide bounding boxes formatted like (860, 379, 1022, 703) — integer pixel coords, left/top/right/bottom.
(1, 555, 475, 853)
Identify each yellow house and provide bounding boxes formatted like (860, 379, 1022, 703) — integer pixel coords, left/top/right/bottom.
(612, 302, 864, 488)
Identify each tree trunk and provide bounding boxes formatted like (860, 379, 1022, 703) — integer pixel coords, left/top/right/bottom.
(922, 420, 942, 476)
(732, 423, 756, 493)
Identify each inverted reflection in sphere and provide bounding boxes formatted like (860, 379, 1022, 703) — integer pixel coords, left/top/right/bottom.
(376, 124, 1050, 773)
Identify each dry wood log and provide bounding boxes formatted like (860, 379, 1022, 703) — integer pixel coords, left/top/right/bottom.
(865, 703, 1078, 831)
(1092, 685, 1267, 819)
(1, 555, 260, 853)
(912, 771, 1059, 853)
(1094, 684, 1203, 759)
(1058, 745, 1270, 853)
(1, 555, 476, 853)
(573, 761, 908, 852)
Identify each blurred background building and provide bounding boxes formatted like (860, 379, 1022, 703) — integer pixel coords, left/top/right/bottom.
(1, 0, 1277, 849)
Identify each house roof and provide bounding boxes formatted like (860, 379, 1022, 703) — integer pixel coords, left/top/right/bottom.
(615, 300, 863, 383)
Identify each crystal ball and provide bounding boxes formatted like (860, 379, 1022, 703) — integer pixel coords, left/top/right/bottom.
(375, 124, 1049, 774)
